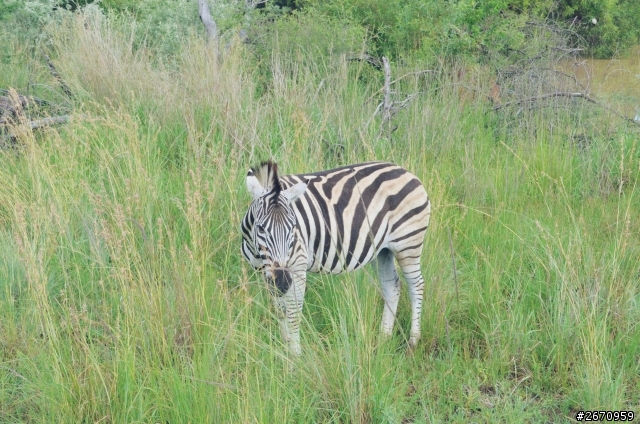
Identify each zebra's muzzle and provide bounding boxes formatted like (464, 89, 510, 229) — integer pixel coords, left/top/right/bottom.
(266, 268, 292, 294)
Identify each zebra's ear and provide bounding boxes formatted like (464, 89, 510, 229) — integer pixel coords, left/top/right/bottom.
(246, 171, 267, 199)
(282, 181, 308, 204)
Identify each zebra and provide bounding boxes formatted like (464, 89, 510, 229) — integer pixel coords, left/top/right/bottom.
(241, 161, 431, 355)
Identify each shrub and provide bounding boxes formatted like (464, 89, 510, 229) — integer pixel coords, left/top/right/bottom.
(247, 8, 367, 78)
(95, 0, 207, 57)
(553, 0, 640, 58)
(298, 0, 452, 59)
(295, 0, 640, 60)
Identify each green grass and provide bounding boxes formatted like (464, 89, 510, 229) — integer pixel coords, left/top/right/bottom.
(0, 11, 639, 423)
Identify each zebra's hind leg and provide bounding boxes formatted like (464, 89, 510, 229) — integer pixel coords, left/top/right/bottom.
(375, 248, 401, 339)
(394, 248, 425, 348)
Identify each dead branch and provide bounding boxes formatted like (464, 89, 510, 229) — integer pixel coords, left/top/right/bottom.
(551, 47, 584, 54)
(364, 69, 434, 105)
(198, 0, 218, 43)
(347, 54, 383, 70)
(0, 94, 29, 125)
(362, 56, 422, 138)
(1, 115, 73, 147)
(382, 56, 392, 125)
(43, 52, 73, 98)
(394, 93, 419, 111)
(0, 90, 49, 107)
(525, 20, 581, 35)
(494, 92, 596, 110)
(538, 68, 588, 92)
(494, 92, 640, 127)
(28, 115, 71, 130)
(391, 69, 437, 86)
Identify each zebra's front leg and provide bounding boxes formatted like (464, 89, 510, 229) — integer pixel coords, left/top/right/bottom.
(271, 268, 307, 355)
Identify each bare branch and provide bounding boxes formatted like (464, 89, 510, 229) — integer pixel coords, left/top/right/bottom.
(0, 94, 29, 125)
(382, 56, 392, 125)
(494, 92, 597, 110)
(551, 47, 584, 53)
(390, 69, 436, 86)
(1, 115, 75, 147)
(525, 20, 580, 35)
(494, 92, 640, 127)
(43, 52, 73, 99)
(392, 93, 418, 113)
(538, 68, 588, 92)
(198, 0, 218, 43)
(28, 115, 71, 130)
(347, 54, 382, 70)
(364, 69, 433, 105)
(364, 57, 423, 138)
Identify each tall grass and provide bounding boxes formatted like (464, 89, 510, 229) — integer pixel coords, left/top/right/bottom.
(0, 10, 638, 423)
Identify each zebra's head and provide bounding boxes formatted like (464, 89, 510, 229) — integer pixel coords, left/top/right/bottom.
(245, 161, 307, 292)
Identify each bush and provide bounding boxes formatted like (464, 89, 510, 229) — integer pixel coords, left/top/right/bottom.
(0, 0, 75, 48)
(553, 0, 640, 58)
(0, 0, 242, 58)
(248, 8, 367, 74)
(295, 0, 640, 60)
(94, 0, 208, 57)
(298, 0, 452, 59)
(294, 0, 553, 62)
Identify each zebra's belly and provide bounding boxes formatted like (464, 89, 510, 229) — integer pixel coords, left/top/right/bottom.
(305, 240, 387, 274)
(307, 262, 368, 274)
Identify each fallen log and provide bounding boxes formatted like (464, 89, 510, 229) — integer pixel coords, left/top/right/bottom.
(1, 115, 72, 147)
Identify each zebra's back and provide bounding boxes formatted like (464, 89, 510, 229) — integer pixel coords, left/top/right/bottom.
(280, 162, 430, 274)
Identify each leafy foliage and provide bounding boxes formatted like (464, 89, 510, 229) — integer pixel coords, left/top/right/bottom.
(1, 0, 638, 60)
(553, 0, 640, 57)
(249, 8, 366, 61)
(297, 0, 640, 60)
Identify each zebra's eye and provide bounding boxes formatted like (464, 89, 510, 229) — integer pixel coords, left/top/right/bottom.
(256, 225, 266, 235)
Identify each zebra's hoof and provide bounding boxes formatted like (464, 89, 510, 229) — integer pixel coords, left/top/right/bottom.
(408, 337, 419, 349)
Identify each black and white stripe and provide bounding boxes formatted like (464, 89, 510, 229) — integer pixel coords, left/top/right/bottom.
(241, 161, 431, 354)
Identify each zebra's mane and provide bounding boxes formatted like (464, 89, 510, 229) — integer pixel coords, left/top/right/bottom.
(251, 160, 282, 198)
